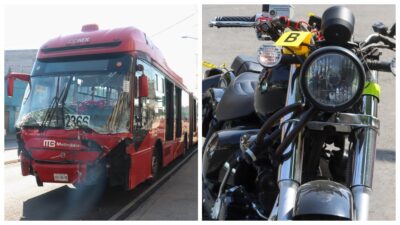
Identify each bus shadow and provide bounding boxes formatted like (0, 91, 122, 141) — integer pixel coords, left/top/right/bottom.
(20, 148, 197, 220)
(21, 184, 107, 220)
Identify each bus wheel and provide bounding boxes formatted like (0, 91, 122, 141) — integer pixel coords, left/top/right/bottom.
(151, 146, 162, 180)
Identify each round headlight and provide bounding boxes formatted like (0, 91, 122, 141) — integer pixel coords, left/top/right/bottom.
(257, 45, 282, 67)
(300, 47, 365, 111)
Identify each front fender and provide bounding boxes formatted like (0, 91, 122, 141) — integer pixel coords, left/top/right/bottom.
(293, 180, 353, 220)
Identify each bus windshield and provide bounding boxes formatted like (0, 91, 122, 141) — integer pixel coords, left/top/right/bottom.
(16, 54, 132, 134)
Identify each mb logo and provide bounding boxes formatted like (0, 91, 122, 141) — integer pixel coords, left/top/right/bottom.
(43, 140, 56, 148)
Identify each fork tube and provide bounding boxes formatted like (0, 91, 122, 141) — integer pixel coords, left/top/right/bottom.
(277, 65, 304, 220)
(351, 70, 379, 220)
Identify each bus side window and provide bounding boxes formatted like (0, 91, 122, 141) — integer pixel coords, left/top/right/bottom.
(155, 74, 158, 92)
(160, 77, 165, 93)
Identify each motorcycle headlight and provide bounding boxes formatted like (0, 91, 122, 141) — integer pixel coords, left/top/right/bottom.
(300, 47, 365, 111)
(257, 45, 282, 67)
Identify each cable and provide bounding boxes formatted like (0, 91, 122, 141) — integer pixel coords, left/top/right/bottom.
(150, 12, 197, 38)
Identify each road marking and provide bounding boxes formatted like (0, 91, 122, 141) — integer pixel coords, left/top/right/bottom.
(108, 148, 197, 220)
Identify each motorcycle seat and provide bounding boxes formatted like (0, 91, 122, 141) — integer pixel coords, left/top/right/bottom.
(216, 72, 259, 121)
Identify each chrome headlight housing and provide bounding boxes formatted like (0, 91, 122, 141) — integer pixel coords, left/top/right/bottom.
(300, 47, 365, 111)
(257, 45, 282, 67)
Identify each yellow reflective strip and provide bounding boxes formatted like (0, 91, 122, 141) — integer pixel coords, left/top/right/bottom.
(363, 82, 381, 99)
(202, 61, 217, 69)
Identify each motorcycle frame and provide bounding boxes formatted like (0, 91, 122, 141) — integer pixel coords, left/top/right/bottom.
(271, 65, 380, 220)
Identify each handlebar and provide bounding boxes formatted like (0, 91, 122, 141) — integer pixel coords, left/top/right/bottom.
(363, 33, 396, 49)
(366, 60, 393, 73)
(209, 16, 256, 28)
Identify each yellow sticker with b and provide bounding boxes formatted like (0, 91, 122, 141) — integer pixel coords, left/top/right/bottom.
(275, 31, 312, 55)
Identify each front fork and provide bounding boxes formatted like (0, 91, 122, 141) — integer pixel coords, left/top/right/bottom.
(277, 66, 304, 220)
(276, 67, 379, 220)
(351, 70, 379, 220)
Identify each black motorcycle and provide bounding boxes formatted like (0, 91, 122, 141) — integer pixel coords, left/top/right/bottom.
(203, 5, 395, 220)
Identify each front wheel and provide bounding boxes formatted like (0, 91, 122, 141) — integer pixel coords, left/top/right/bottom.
(151, 146, 162, 180)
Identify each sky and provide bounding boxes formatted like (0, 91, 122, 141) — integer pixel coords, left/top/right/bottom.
(4, 4, 198, 93)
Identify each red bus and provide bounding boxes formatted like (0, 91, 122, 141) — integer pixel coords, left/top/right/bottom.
(6, 24, 198, 190)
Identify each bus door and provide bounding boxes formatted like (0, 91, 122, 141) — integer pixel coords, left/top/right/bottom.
(129, 59, 156, 188)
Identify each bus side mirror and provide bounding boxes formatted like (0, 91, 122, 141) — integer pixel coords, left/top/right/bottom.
(139, 75, 148, 97)
(6, 72, 30, 97)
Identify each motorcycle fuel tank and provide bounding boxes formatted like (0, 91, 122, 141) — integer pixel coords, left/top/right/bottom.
(254, 64, 291, 121)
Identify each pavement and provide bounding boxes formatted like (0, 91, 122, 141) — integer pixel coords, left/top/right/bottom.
(125, 152, 198, 220)
(4, 139, 198, 220)
(203, 5, 395, 220)
(5, 133, 18, 149)
(4, 134, 19, 164)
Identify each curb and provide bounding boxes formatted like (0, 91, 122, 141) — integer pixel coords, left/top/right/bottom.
(5, 159, 20, 165)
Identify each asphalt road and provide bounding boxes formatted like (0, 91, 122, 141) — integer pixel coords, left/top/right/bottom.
(126, 152, 198, 220)
(203, 5, 395, 220)
(4, 148, 198, 220)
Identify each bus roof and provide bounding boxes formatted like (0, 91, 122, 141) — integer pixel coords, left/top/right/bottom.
(37, 24, 187, 90)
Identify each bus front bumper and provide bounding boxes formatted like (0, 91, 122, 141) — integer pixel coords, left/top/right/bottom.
(31, 162, 88, 185)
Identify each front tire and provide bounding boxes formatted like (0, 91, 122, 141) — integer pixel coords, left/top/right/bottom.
(151, 145, 162, 181)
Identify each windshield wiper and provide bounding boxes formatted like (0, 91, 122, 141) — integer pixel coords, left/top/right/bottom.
(40, 76, 72, 131)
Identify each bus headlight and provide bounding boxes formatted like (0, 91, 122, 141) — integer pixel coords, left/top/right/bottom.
(300, 47, 365, 111)
(257, 45, 282, 67)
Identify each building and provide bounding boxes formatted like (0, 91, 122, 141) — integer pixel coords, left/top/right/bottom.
(4, 49, 37, 134)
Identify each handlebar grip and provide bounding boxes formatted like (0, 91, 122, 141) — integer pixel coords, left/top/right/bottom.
(215, 16, 255, 22)
(209, 16, 256, 28)
(367, 61, 392, 72)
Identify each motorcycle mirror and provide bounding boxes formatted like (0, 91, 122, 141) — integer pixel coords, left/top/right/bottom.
(139, 74, 149, 98)
(6, 72, 30, 97)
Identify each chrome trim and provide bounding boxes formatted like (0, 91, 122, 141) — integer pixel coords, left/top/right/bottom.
(351, 70, 379, 220)
(351, 96, 378, 188)
(211, 162, 232, 220)
(278, 128, 304, 182)
(251, 203, 269, 220)
(277, 65, 303, 220)
(268, 196, 279, 220)
(307, 113, 380, 133)
(277, 180, 299, 220)
(352, 186, 371, 220)
(211, 197, 222, 219)
(279, 65, 303, 183)
(245, 149, 257, 161)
